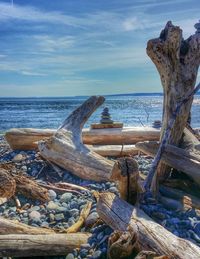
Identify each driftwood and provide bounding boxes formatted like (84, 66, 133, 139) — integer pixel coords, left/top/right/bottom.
(38, 96, 114, 182)
(135, 140, 200, 186)
(97, 192, 200, 258)
(0, 233, 91, 257)
(67, 201, 92, 233)
(0, 165, 49, 202)
(0, 217, 54, 234)
(5, 127, 160, 150)
(111, 157, 143, 204)
(147, 21, 200, 183)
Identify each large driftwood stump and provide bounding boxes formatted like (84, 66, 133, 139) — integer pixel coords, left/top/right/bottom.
(97, 192, 200, 258)
(38, 96, 114, 181)
(147, 21, 200, 182)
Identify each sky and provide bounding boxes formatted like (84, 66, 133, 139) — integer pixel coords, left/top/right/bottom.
(0, 0, 199, 97)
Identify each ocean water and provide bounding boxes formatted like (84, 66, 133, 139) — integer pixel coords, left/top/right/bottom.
(0, 95, 200, 132)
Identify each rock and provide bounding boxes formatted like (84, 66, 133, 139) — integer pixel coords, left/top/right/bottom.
(152, 211, 166, 220)
(49, 213, 55, 222)
(70, 201, 79, 209)
(60, 193, 72, 203)
(48, 190, 57, 200)
(92, 250, 102, 259)
(85, 212, 99, 228)
(68, 217, 75, 226)
(55, 213, 65, 221)
(41, 221, 49, 228)
(108, 186, 118, 193)
(80, 243, 91, 250)
(21, 165, 27, 172)
(65, 253, 75, 259)
(12, 154, 25, 162)
(97, 231, 104, 241)
(29, 211, 41, 222)
(29, 206, 40, 212)
(80, 248, 88, 258)
(70, 209, 79, 217)
(56, 206, 68, 213)
(47, 201, 59, 211)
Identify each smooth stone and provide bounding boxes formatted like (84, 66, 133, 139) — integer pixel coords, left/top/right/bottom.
(97, 231, 104, 241)
(29, 211, 41, 222)
(60, 193, 72, 203)
(92, 250, 102, 259)
(21, 165, 27, 172)
(108, 187, 118, 193)
(12, 154, 25, 162)
(49, 213, 55, 222)
(152, 211, 166, 220)
(29, 206, 40, 212)
(47, 201, 59, 211)
(55, 213, 65, 221)
(68, 217, 75, 226)
(80, 248, 88, 258)
(85, 212, 99, 228)
(70, 201, 79, 209)
(41, 221, 49, 228)
(57, 206, 68, 213)
(70, 209, 79, 217)
(80, 244, 91, 250)
(9, 207, 17, 212)
(48, 190, 57, 201)
(65, 253, 75, 259)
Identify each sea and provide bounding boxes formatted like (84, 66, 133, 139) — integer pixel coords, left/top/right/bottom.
(0, 94, 200, 133)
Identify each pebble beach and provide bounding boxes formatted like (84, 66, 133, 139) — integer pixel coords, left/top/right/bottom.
(1, 135, 200, 259)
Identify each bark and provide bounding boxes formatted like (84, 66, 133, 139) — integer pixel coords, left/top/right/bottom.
(5, 127, 160, 150)
(97, 192, 200, 259)
(0, 233, 91, 257)
(147, 21, 200, 182)
(135, 141, 200, 186)
(38, 96, 114, 182)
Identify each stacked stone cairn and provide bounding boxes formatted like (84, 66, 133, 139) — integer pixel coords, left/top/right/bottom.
(100, 107, 113, 124)
(152, 120, 162, 128)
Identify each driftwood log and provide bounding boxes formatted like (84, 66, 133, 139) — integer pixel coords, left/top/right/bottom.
(97, 192, 200, 258)
(0, 233, 91, 257)
(38, 96, 114, 181)
(147, 21, 200, 182)
(5, 127, 160, 150)
(135, 140, 200, 186)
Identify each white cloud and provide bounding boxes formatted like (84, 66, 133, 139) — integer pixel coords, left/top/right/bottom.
(21, 70, 47, 76)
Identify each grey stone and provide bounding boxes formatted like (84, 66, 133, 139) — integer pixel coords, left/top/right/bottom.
(68, 217, 75, 226)
(70, 209, 79, 217)
(47, 201, 59, 211)
(65, 253, 75, 259)
(60, 193, 72, 203)
(29, 206, 40, 212)
(29, 211, 41, 222)
(55, 213, 65, 221)
(85, 212, 99, 228)
(12, 154, 25, 162)
(92, 250, 102, 259)
(41, 221, 49, 228)
(49, 213, 55, 222)
(48, 190, 57, 200)
(108, 186, 118, 193)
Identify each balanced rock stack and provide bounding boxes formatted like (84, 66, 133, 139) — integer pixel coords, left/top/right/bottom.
(152, 120, 162, 128)
(100, 107, 113, 124)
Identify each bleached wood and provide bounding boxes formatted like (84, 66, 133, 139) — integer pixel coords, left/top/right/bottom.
(97, 192, 200, 259)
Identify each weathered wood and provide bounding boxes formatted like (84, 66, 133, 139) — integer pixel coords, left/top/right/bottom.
(97, 192, 200, 258)
(0, 168, 16, 199)
(135, 141, 200, 186)
(111, 157, 143, 204)
(147, 21, 200, 182)
(5, 127, 160, 150)
(38, 96, 114, 182)
(0, 233, 91, 257)
(0, 217, 54, 235)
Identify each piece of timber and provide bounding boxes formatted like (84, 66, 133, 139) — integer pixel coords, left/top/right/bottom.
(5, 127, 160, 150)
(97, 192, 200, 259)
(0, 233, 91, 257)
(135, 141, 200, 186)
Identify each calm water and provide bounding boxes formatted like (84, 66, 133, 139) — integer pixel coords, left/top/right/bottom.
(0, 95, 200, 132)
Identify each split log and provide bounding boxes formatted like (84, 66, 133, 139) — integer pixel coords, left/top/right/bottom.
(0, 233, 91, 257)
(38, 96, 114, 182)
(147, 21, 200, 182)
(135, 141, 200, 186)
(110, 157, 143, 204)
(97, 192, 200, 258)
(5, 127, 160, 150)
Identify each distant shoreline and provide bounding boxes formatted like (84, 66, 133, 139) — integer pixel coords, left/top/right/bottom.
(0, 92, 200, 99)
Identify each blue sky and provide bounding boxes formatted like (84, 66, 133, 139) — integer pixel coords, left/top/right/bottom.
(0, 0, 199, 97)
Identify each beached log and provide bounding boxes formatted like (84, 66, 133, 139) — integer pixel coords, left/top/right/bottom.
(38, 96, 114, 182)
(0, 217, 54, 234)
(0, 168, 16, 199)
(97, 192, 200, 258)
(0, 233, 91, 257)
(5, 127, 160, 150)
(136, 141, 200, 186)
(110, 157, 143, 204)
(147, 21, 200, 184)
